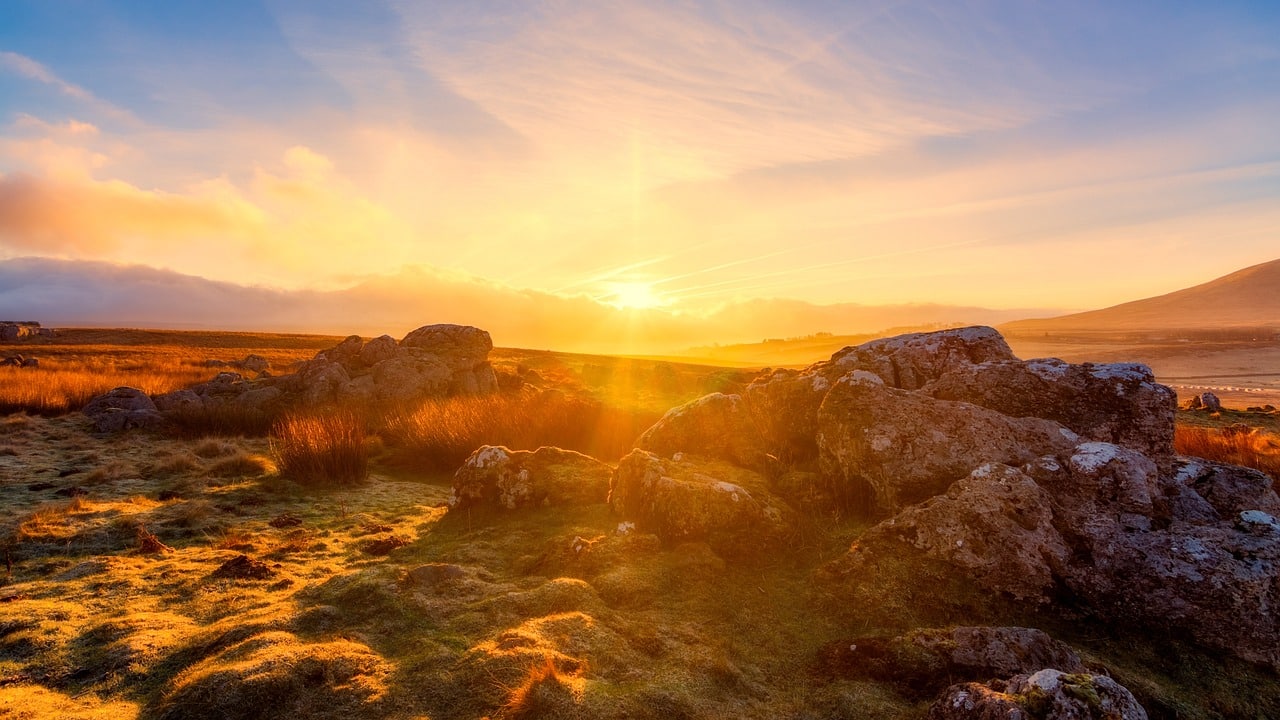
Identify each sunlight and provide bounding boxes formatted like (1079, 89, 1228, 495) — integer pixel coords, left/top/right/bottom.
(604, 280, 667, 310)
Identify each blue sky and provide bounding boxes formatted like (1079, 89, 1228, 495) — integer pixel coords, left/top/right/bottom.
(1, 0, 1278, 317)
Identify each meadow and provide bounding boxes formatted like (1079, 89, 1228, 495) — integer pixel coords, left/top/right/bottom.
(1, 328, 1279, 719)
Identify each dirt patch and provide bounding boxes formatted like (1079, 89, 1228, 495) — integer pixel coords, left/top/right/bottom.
(210, 554, 278, 580)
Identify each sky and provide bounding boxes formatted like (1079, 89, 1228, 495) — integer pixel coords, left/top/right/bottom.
(1, 1, 1278, 342)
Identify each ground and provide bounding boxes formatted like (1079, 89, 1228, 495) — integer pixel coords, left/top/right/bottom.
(1, 329, 1278, 719)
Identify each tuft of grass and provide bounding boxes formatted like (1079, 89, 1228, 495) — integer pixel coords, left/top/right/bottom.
(499, 656, 585, 719)
(270, 411, 368, 486)
(83, 460, 137, 485)
(206, 452, 275, 479)
(167, 403, 278, 438)
(1175, 424, 1280, 483)
(382, 392, 657, 471)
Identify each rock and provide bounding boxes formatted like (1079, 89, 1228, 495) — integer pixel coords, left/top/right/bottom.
(609, 449, 795, 558)
(827, 464, 1071, 602)
(234, 386, 284, 409)
(0, 356, 19, 367)
(400, 323, 492, 366)
(828, 626, 1085, 695)
(357, 334, 398, 366)
(1186, 395, 1203, 410)
(816, 372, 1078, 514)
(153, 389, 203, 413)
(635, 393, 771, 470)
(368, 355, 451, 402)
(929, 359, 1177, 470)
(83, 387, 165, 431)
(20, 357, 37, 368)
(1199, 391, 1222, 413)
(451, 445, 614, 510)
(929, 670, 1148, 719)
(320, 335, 365, 370)
(831, 326, 1016, 391)
(1171, 457, 1280, 519)
(743, 368, 829, 462)
(0, 322, 39, 341)
(239, 354, 270, 373)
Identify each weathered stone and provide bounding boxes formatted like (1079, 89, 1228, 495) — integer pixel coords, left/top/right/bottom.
(609, 449, 794, 558)
(930, 359, 1177, 470)
(84, 387, 157, 416)
(816, 372, 1078, 514)
(153, 389, 203, 413)
(400, 324, 493, 367)
(829, 626, 1085, 695)
(451, 445, 613, 510)
(830, 326, 1017, 391)
(828, 464, 1070, 602)
(929, 670, 1148, 720)
(635, 393, 771, 470)
(357, 334, 398, 366)
(1199, 391, 1222, 412)
(239, 354, 270, 373)
(1173, 457, 1280, 519)
(320, 335, 365, 370)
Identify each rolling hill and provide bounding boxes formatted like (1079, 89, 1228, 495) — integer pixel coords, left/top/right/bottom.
(1002, 258, 1280, 335)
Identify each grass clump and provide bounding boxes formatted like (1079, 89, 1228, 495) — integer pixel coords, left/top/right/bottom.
(382, 392, 657, 471)
(1175, 424, 1280, 482)
(271, 411, 368, 486)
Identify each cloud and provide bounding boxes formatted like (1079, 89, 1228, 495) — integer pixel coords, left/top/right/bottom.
(0, 256, 1048, 355)
(0, 51, 140, 126)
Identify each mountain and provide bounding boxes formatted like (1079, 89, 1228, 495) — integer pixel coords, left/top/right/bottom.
(1002, 258, 1280, 335)
(0, 257, 1051, 355)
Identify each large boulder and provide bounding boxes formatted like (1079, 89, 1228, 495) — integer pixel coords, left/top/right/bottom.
(82, 387, 165, 432)
(930, 670, 1148, 720)
(829, 325, 1017, 391)
(930, 359, 1177, 471)
(816, 371, 1078, 514)
(400, 324, 492, 368)
(610, 450, 795, 558)
(827, 626, 1086, 696)
(826, 464, 1071, 602)
(451, 446, 613, 510)
(635, 393, 771, 470)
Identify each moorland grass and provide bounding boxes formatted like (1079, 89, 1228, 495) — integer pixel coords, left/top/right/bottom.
(270, 411, 368, 487)
(1175, 424, 1280, 482)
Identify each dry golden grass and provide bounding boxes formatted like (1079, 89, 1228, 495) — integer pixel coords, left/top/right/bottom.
(382, 392, 658, 470)
(271, 411, 368, 486)
(0, 328, 334, 416)
(1175, 424, 1280, 482)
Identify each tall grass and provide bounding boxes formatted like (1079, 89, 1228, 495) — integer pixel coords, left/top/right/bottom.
(382, 392, 659, 471)
(271, 411, 369, 486)
(1175, 425, 1280, 484)
(0, 363, 211, 415)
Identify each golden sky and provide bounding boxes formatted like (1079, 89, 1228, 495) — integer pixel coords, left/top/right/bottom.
(1, 1, 1278, 345)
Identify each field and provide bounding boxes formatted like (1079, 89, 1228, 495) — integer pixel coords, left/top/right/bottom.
(1, 328, 1279, 719)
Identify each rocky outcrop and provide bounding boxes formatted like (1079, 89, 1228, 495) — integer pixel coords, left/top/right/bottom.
(635, 393, 771, 470)
(929, 670, 1148, 720)
(609, 450, 794, 558)
(0, 321, 45, 341)
(826, 625, 1086, 697)
(816, 372, 1078, 514)
(87, 323, 500, 428)
(929, 359, 1177, 471)
(82, 387, 165, 432)
(450, 445, 613, 510)
(625, 325, 1279, 670)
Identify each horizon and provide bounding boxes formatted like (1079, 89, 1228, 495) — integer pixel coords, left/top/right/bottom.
(2, 2, 1280, 351)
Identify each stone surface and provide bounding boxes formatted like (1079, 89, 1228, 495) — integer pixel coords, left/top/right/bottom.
(609, 449, 794, 558)
(451, 445, 613, 510)
(635, 393, 771, 470)
(929, 670, 1148, 719)
(929, 359, 1177, 470)
(816, 372, 1078, 514)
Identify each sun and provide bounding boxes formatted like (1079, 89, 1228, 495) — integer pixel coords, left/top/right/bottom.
(604, 281, 666, 310)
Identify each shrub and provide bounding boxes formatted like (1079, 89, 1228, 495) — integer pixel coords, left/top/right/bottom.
(271, 411, 368, 486)
(1175, 424, 1280, 484)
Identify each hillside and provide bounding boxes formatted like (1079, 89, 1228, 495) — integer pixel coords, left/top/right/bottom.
(1003, 258, 1280, 335)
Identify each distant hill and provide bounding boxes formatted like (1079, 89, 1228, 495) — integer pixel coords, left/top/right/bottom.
(1003, 258, 1280, 335)
(0, 256, 1055, 355)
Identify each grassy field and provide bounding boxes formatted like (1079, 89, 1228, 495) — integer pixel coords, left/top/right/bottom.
(2, 328, 1279, 718)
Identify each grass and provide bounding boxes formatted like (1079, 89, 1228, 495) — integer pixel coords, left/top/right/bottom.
(270, 411, 368, 486)
(381, 392, 659, 470)
(1174, 424, 1280, 482)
